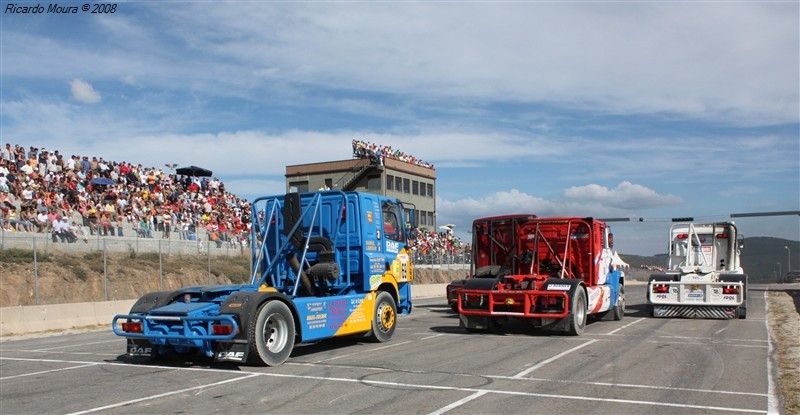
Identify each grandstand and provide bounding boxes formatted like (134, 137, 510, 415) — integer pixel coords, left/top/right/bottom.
(0, 143, 250, 248)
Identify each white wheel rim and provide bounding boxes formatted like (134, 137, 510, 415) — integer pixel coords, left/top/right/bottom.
(264, 313, 289, 353)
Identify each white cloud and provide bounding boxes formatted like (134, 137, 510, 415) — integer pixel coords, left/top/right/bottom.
(122, 75, 140, 86)
(70, 79, 101, 104)
(718, 185, 762, 198)
(6, 3, 796, 125)
(564, 181, 682, 210)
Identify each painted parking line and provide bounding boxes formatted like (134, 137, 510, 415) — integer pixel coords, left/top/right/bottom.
(312, 341, 413, 363)
(512, 340, 599, 379)
(428, 390, 488, 415)
(66, 373, 261, 415)
(0, 357, 765, 414)
(604, 317, 644, 335)
(0, 363, 99, 380)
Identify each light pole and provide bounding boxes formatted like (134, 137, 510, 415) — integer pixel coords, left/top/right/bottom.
(777, 262, 781, 283)
(786, 246, 792, 274)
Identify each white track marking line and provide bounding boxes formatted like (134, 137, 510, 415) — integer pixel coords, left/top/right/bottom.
(428, 390, 488, 415)
(605, 317, 644, 335)
(30, 339, 120, 351)
(420, 333, 446, 341)
(0, 357, 765, 414)
(512, 339, 598, 379)
(65, 373, 260, 415)
(494, 376, 768, 397)
(0, 363, 99, 380)
(764, 291, 779, 414)
(313, 341, 412, 363)
(0, 350, 119, 356)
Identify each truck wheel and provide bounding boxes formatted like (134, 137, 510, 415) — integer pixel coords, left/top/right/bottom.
(737, 306, 747, 319)
(612, 286, 625, 321)
(566, 288, 587, 336)
(248, 300, 295, 366)
(368, 292, 396, 342)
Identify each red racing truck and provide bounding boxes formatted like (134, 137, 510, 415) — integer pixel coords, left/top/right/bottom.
(457, 215, 624, 335)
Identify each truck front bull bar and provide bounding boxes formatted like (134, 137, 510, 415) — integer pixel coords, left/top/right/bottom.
(457, 289, 570, 318)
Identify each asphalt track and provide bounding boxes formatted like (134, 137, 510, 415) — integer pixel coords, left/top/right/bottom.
(0, 284, 779, 414)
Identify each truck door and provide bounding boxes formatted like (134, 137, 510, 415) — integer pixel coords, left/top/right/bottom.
(382, 201, 404, 255)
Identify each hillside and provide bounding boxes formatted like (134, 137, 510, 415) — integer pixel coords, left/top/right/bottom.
(618, 236, 799, 283)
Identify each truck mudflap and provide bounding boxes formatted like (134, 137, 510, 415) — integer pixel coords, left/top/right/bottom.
(214, 340, 250, 363)
(651, 305, 738, 319)
(126, 338, 156, 358)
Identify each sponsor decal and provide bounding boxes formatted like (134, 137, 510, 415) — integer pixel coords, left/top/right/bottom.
(655, 294, 668, 299)
(217, 351, 245, 361)
(547, 284, 571, 291)
(228, 303, 242, 308)
(370, 257, 384, 273)
(369, 274, 382, 290)
(367, 211, 373, 224)
(687, 292, 704, 298)
(129, 346, 152, 356)
(397, 253, 409, 264)
(386, 240, 400, 254)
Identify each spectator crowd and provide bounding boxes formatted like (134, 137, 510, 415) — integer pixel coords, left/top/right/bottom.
(408, 228, 470, 264)
(0, 143, 251, 247)
(352, 140, 434, 170)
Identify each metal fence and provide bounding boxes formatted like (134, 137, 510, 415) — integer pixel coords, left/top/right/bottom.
(1, 230, 473, 307)
(0, 232, 251, 307)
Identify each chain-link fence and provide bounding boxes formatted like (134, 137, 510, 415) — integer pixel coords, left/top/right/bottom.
(0, 232, 251, 307)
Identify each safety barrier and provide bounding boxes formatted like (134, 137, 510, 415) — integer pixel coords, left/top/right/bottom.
(0, 285, 448, 337)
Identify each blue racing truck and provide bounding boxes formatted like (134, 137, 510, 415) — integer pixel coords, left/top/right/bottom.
(113, 191, 415, 365)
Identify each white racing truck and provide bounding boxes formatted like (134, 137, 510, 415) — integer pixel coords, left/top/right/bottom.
(647, 222, 747, 319)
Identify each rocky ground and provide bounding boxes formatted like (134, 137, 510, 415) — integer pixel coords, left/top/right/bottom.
(768, 290, 800, 414)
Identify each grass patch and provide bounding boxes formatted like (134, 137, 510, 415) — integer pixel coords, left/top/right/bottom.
(0, 248, 50, 264)
(210, 256, 250, 284)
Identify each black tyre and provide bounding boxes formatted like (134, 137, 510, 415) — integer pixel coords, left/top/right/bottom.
(566, 288, 587, 336)
(611, 286, 625, 321)
(450, 302, 459, 313)
(368, 291, 397, 342)
(248, 300, 295, 366)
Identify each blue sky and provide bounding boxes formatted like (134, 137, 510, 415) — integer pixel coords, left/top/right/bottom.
(2, 1, 798, 256)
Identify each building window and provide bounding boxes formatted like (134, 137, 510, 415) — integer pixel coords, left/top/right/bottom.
(367, 175, 382, 190)
(324, 178, 333, 190)
(412, 180, 419, 195)
(428, 211, 434, 227)
(387, 175, 394, 191)
(427, 183, 433, 198)
(403, 178, 410, 193)
(289, 181, 308, 193)
(420, 210, 427, 225)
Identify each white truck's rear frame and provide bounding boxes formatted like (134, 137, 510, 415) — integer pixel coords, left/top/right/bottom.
(647, 222, 747, 319)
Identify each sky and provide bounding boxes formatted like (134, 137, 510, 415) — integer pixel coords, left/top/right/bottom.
(1, 1, 798, 257)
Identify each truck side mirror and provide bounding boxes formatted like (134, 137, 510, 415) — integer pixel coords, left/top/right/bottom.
(608, 233, 614, 249)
